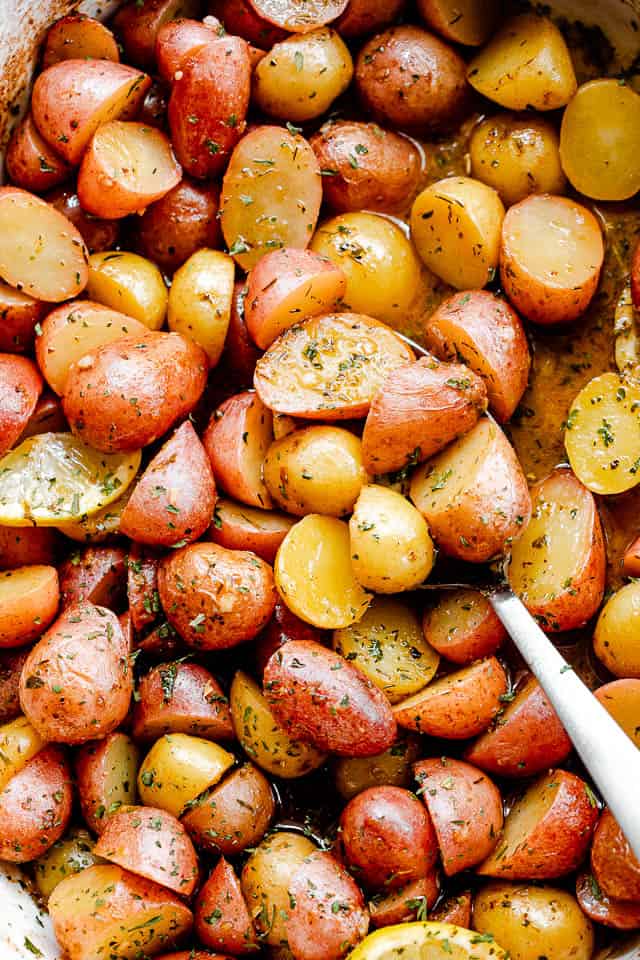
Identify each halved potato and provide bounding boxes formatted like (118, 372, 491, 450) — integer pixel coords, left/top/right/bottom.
(5, 113, 72, 193)
(87, 251, 167, 331)
(0, 565, 59, 647)
(594, 580, 640, 678)
(0, 280, 46, 354)
(247, 0, 349, 32)
(417, 0, 498, 45)
(132, 660, 232, 743)
(195, 855, 257, 954)
(137, 733, 235, 817)
(0, 715, 45, 793)
(42, 14, 120, 67)
(76, 731, 140, 835)
(594, 680, 640, 749)
(168, 249, 234, 367)
(203, 391, 273, 509)
(422, 588, 506, 665)
(34, 827, 101, 901)
(210, 499, 295, 563)
(591, 808, 640, 903)
(576, 870, 640, 931)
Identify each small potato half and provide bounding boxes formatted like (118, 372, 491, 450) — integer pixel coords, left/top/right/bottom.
(87, 251, 167, 331)
(422, 588, 506, 665)
(137, 733, 235, 818)
(593, 580, 640, 678)
(204, 390, 273, 509)
(0, 565, 59, 648)
(168, 249, 234, 367)
(76, 731, 140, 835)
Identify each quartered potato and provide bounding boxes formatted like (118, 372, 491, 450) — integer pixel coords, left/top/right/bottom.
(195, 856, 257, 954)
(417, 0, 498, 46)
(593, 580, 640, 678)
(42, 14, 119, 67)
(0, 715, 45, 793)
(423, 588, 506, 665)
(87, 251, 168, 331)
(76, 731, 140, 835)
(34, 828, 101, 901)
(168, 249, 234, 366)
(333, 734, 421, 801)
(137, 733, 235, 817)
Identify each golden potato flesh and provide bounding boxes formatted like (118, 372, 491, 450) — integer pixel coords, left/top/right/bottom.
(593, 581, 640, 678)
(87, 251, 167, 331)
(168, 249, 234, 366)
(333, 735, 421, 800)
(0, 715, 45, 792)
(137, 733, 234, 817)
(35, 828, 100, 900)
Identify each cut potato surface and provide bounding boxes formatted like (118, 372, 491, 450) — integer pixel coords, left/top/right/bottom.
(0, 564, 59, 648)
(248, 0, 349, 31)
(42, 14, 120, 67)
(0, 715, 45, 793)
(422, 588, 506, 665)
(168, 249, 234, 366)
(87, 251, 167, 331)
(348, 922, 509, 960)
(417, 0, 498, 46)
(76, 731, 140, 835)
(594, 679, 640, 748)
(614, 282, 639, 378)
(593, 580, 640, 678)
(138, 733, 235, 817)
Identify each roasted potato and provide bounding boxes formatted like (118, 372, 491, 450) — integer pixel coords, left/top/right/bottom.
(137, 178, 221, 274)
(594, 679, 640, 749)
(333, 0, 404, 38)
(422, 588, 506, 665)
(132, 660, 232, 742)
(0, 279, 47, 354)
(42, 13, 119, 67)
(591, 808, 640, 903)
(5, 113, 72, 193)
(0, 564, 59, 647)
(369, 874, 439, 928)
(155, 17, 221, 81)
(576, 870, 640, 930)
(417, 0, 497, 45)
(0, 649, 30, 723)
(0, 354, 42, 458)
(46, 186, 120, 255)
(113, 0, 201, 67)
(210, 499, 296, 564)
(168, 249, 234, 367)
(333, 735, 421, 801)
(0, 525, 57, 570)
(137, 732, 235, 818)
(34, 827, 101, 901)
(75, 731, 140, 835)
(195, 856, 257, 954)
(219, 282, 262, 387)
(203, 391, 273, 509)
(58, 545, 127, 609)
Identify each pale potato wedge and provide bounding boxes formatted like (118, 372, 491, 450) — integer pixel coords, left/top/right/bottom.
(333, 735, 421, 802)
(87, 251, 167, 331)
(34, 827, 101, 901)
(137, 733, 235, 818)
(168, 249, 234, 367)
(210, 499, 295, 563)
(417, 0, 498, 45)
(42, 14, 120, 67)
(76, 731, 140, 835)
(203, 391, 273, 509)
(422, 588, 506, 665)
(0, 715, 45, 793)
(594, 580, 640, 678)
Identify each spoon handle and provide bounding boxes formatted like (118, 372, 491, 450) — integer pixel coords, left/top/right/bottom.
(489, 586, 640, 862)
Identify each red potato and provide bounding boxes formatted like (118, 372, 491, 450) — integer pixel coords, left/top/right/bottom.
(158, 542, 277, 650)
(136, 621, 184, 660)
(156, 18, 220, 81)
(19, 391, 67, 440)
(595, 679, 640, 749)
(113, 0, 201, 68)
(393, 657, 507, 739)
(368, 874, 439, 928)
(0, 187, 88, 303)
(414, 757, 503, 876)
(0, 745, 72, 862)
(137, 77, 170, 129)
(62, 331, 208, 453)
(622, 535, 640, 577)
(120, 421, 216, 547)
(361, 355, 487, 476)
(195, 857, 257, 954)
(76, 731, 140, 835)
(334, 0, 405, 38)
(58, 546, 127, 610)
(5, 113, 72, 192)
(31, 59, 150, 165)
(128, 544, 161, 634)
(631, 237, 640, 311)
(203, 391, 273, 509)
(245, 248, 346, 350)
(210, 500, 295, 565)
(591, 809, 640, 903)
(158, 955, 233, 960)
(78, 121, 182, 219)
(0, 280, 47, 354)
(0, 354, 42, 456)
(248, 0, 349, 32)
(254, 597, 325, 673)
(94, 805, 198, 897)
(340, 785, 438, 889)
(132, 660, 233, 742)
(576, 871, 640, 930)
(477, 769, 599, 879)
(137, 178, 221, 274)
(422, 588, 506, 665)
(0, 566, 59, 648)
(500, 194, 604, 325)
(465, 675, 572, 777)
(211, 0, 287, 46)
(263, 639, 397, 757)
(430, 890, 472, 928)
(168, 36, 251, 180)
(46, 186, 120, 254)
(425, 290, 530, 423)
(221, 283, 262, 387)
(20, 602, 133, 744)
(42, 15, 119, 67)
(0, 648, 30, 723)
(0, 526, 57, 570)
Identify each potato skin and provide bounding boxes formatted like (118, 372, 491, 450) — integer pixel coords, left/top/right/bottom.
(156, 18, 220, 81)
(263, 639, 397, 757)
(76, 731, 140, 835)
(211, 0, 287, 46)
(334, 0, 405, 39)
(422, 588, 506, 665)
(210, 500, 295, 565)
(0, 745, 72, 862)
(195, 857, 257, 954)
(158, 542, 277, 650)
(203, 391, 273, 509)
(369, 874, 439, 928)
(0, 526, 58, 570)
(576, 870, 640, 930)
(182, 763, 274, 855)
(0, 354, 43, 457)
(0, 648, 30, 723)
(221, 283, 261, 388)
(255, 597, 325, 674)
(127, 544, 161, 634)
(132, 660, 232, 743)
(591, 808, 640, 903)
(0, 565, 60, 648)
(46, 186, 120, 255)
(0, 281, 48, 354)
(593, 580, 640, 678)
(59, 546, 127, 610)
(5, 113, 71, 193)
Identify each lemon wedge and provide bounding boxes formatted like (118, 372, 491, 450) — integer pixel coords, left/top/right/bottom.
(57, 486, 134, 543)
(0, 433, 140, 526)
(348, 923, 508, 960)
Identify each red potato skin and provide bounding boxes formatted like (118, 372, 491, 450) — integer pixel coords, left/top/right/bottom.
(220, 283, 262, 388)
(0, 354, 43, 456)
(127, 544, 161, 634)
(94, 805, 199, 897)
(622, 534, 640, 577)
(422, 593, 506, 665)
(465, 675, 572, 778)
(58, 546, 127, 610)
(285, 851, 370, 960)
(369, 874, 439, 928)
(334, 0, 405, 38)
(137, 177, 221, 274)
(254, 598, 325, 675)
(211, 0, 287, 46)
(430, 891, 473, 928)
(168, 37, 251, 180)
(631, 237, 640, 311)
(45, 186, 120, 254)
(414, 757, 503, 876)
(113, 0, 201, 68)
(132, 660, 233, 742)
(0, 283, 47, 354)
(210, 501, 295, 566)
(591, 809, 640, 903)
(75, 732, 139, 835)
(136, 620, 185, 660)
(0, 745, 72, 862)
(195, 857, 258, 954)
(361, 356, 487, 476)
(203, 391, 272, 509)
(156, 18, 220, 81)
(0, 647, 30, 723)
(0, 526, 58, 570)
(576, 870, 640, 930)
(340, 786, 438, 889)
(62, 331, 208, 453)
(19, 391, 67, 440)
(5, 113, 72, 192)
(424, 290, 531, 423)
(138, 77, 170, 128)
(264, 639, 397, 757)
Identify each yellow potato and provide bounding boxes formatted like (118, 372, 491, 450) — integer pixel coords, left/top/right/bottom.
(470, 113, 566, 206)
(410, 177, 504, 289)
(275, 515, 372, 629)
(263, 425, 367, 517)
(349, 484, 435, 593)
(311, 212, 422, 326)
(254, 28, 353, 122)
(417, 0, 498, 45)
(560, 79, 640, 201)
(230, 670, 326, 779)
(565, 372, 640, 495)
(473, 882, 593, 960)
(87, 251, 167, 331)
(34, 828, 100, 900)
(168, 248, 234, 367)
(593, 581, 640, 678)
(333, 597, 439, 703)
(0, 715, 45, 793)
(333, 734, 421, 800)
(467, 14, 577, 110)
(137, 733, 234, 817)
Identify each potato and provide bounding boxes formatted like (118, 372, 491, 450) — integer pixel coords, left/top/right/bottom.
(182, 762, 274, 855)
(127, 544, 162, 630)
(333, 0, 404, 38)
(466, 675, 571, 778)
(349, 485, 435, 594)
(500, 194, 604, 326)
(0, 744, 72, 862)
(362, 356, 487, 476)
(87, 251, 168, 331)
(34, 828, 101, 901)
(414, 757, 503, 875)
(62, 331, 208, 453)
(369, 875, 439, 928)
(591, 808, 640, 903)
(138, 733, 234, 818)
(48, 863, 193, 960)
(220, 125, 322, 271)
(0, 280, 47, 354)
(0, 650, 30, 724)
(78, 121, 182, 219)
(341, 785, 437, 889)
(254, 28, 353, 122)
(478, 769, 598, 879)
(394, 656, 507, 739)
(211, 0, 286, 43)
(136, 621, 184, 661)
(410, 177, 504, 290)
(467, 14, 576, 110)
(42, 14, 119, 67)
(137, 178, 221, 274)
(632, 238, 640, 312)
(113, 0, 201, 67)
(132, 660, 232, 742)
(0, 715, 45, 792)
(417, 0, 497, 45)
(594, 680, 640, 749)
(264, 638, 397, 756)
(310, 212, 422, 327)
(76, 731, 140, 834)
(410, 417, 531, 563)
(0, 526, 57, 570)
(576, 870, 640, 930)
(58, 545, 127, 609)
(356, 25, 468, 132)
(168, 36, 250, 180)
(46, 186, 120, 255)
(159, 542, 276, 649)
(20, 602, 132, 744)
(5, 113, 71, 193)
(94, 805, 198, 897)
(31, 59, 150, 165)
(474, 882, 594, 960)
(0, 187, 89, 303)
(255, 594, 325, 667)
(333, 734, 420, 802)
(58, 486, 134, 544)
(0, 354, 43, 459)
(168, 249, 234, 366)
(204, 391, 273, 509)
(155, 18, 220, 81)
(422, 588, 506, 665)
(254, 313, 414, 420)
(248, 0, 349, 32)
(220, 283, 261, 387)
(211, 499, 295, 564)
(195, 856, 257, 954)
(430, 891, 472, 928)
(470, 113, 566, 207)
(275, 515, 372, 628)
(19, 390, 66, 440)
